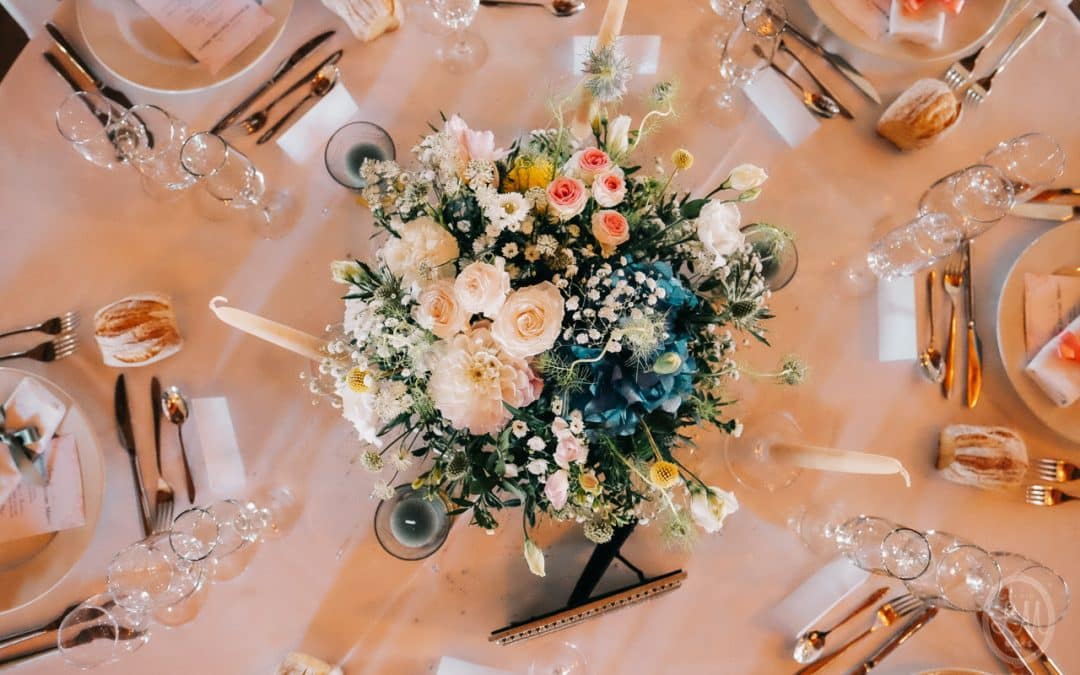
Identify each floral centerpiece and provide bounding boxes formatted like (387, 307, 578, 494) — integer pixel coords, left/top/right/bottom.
(328, 71, 788, 575)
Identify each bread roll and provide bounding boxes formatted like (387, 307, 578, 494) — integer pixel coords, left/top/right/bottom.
(937, 424, 1027, 489)
(94, 293, 182, 367)
(876, 79, 960, 151)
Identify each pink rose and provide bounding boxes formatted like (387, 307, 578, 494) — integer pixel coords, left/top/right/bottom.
(554, 435, 588, 469)
(491, 282, 565, 358)
(592, 169, 626, 207)
(444, 114, 508, 163)
(545, 176, 588, 221)
(454, 259, 511, 318)
(591, 210, 630, 258)
(545, 469, 569, 510)
(413, 280, 467, 339)
(564, 148, 612, 185)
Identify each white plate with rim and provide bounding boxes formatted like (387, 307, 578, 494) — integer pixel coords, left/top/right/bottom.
(75, 0, 294, 93)
(807, 0, 1011, 63)
(0, 368, 105, 614)
(915, 670, 992, 675)
(997, 220, 1080, 444)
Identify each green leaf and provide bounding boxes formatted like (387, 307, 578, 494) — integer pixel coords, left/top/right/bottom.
(680, 198, 709, 220)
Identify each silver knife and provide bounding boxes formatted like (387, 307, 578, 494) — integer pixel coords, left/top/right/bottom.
(46, 23, 135, 109)
(785, 22, 881, 104)
(1011, 202, 1080, 221)
(210, 30, 335, 134)
(778, 39, 854, 119)
(847, 606, 938, 674)
(978, 612, 1034, 675)
(115, 374, 153, 537)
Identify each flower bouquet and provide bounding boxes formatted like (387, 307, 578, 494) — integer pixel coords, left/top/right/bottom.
(328, 78, 784, 574)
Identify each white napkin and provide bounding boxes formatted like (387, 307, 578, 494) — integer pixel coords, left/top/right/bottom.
(570, 35, 662, 75)
(435, 657, 514, 675)
(3, 377, 67, 461)
(1025, 314, 1080, 407)
(0, 435, 85, 544)
(277, 84, 360, 163)
(877, 275, 918, 362)
(769, 557, 872, 636)
(189, 397, 246, 498)
(742, 69, 821, 148)
(1024, 273, 1080, 358)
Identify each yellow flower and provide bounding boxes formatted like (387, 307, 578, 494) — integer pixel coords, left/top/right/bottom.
(649, 460, 680, 489)
(578, 471, 602, 495)
(671, 149, 694, 171)
(345, 367, 371, 393)
(503, 155, 555, 193)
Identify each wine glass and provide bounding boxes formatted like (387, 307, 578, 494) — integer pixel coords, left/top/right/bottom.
(169, 507, 220, 563)
(905, 529, 966, 604)
(722, 409, 803, 492)
(55, 91, 128, 169)
(843, 212, 962, 291)
(983, 132, 1065, 202)
(918, 164, 1014, 238)
(935, 543, 1001, 612)
(113, 104, 196, 200)
(991, 552, 1069, 629)
(700, 0, 786, 128)
(205, 499, 261, 580)
(244, 485, 302, 542)
(430, 0, 487, 73)
(881, 527, 931, 581)
(106, 533, 206, 613)
(57, 593, 150, 669)
(833, 515, 895, 573)
(528, 641, 588, 675)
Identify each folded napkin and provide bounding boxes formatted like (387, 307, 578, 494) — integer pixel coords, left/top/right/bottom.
(1025, 314, 1080, 407)
(0, 434, 85, 544)
(1024, 273, 1080, 358)
(743, 69, 821, 148)
(769, 557, 872, 637)
(3, 377, 67, 467)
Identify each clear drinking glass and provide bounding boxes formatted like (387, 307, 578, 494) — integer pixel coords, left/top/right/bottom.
(859, 212, 963, 282)
(205, 499, 261, 580)
(179, 131, 296, 239)
(881, 527, 932, 581)
(244, 486, 302, 542)
(106, 533, 206, 613)
(430, 0, 487, 73)
(742, 223, 798, 291)
(991, 552, 1069, 628)
(55, 91, 128, 169)
(983, 132, 1065, 202)
(936, 543, 1001, 612)
(834, 516, 896, 573)
(58, 593, 151, 669)
(528, 641, 588, 675)
(918, 164, 1014, 238)
(114, 105, 196, 200)
(904, 529, 965, 603)
(169, 507, 220, 563)
(700, 0, 786, 127)
(722, 410, 803, 492)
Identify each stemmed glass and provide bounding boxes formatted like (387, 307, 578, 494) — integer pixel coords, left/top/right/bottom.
(113, 104, 196, 200)
(430, 0, 487, 73)
(983, 132, 1065, 202)
(723, 409, 803, 492)
(106, 533, 206, 615)
(700, 0, 787, 128)
(918, 164, 1015, 239)
(990, 552, 1069, 629)
(935, 543, 1001, 612)
(904, 529, 965, 604)
(57, 593, 151, 669)
(842, 212, 963, 293)
(55, 91, 129, 169)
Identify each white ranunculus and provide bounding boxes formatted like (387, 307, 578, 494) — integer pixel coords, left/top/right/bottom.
(607, 114, 632, 157)
(690, 486, 739, 533)
(413, 280, 467, 339)
(330, 260, 362, 284)
(338, 385, 382, 448)
(524, 537, 546, 577)
(696, 200, 744, 267)
(454, 259, 511, 318)
(380, 216, 460, 292)
(726, 163, 768, 191)
(491, 282, 565, 358)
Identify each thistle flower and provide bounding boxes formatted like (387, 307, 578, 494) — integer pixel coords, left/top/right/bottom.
(583, 519, 614, 544)
(360, 450, 384, 472)
(445, 452, 469, 480)
(391, 447, 412, 471)
(776, 355, 808, 386)
(649, 81, 676, 107)
(582, 45, 632, 104)
(660, 509, 697, 550)
(649, 460, 680, 489)
(671, 149, 694, 171)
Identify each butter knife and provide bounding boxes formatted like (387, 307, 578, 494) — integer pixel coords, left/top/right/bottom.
(115, 374, 153, 537)
(210, 30, 335, 134)
(45, 23, 134, 110)
(963, 240, 981, 408)
(847, 606, 938, 674)
(783, 22, 881, 104)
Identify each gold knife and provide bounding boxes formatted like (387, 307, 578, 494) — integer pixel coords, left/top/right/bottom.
(977, 612, 1033, 674)
(963, 241, 981, 408)
(1009, 619, 1064, 675)
(847, 606, 938, 674)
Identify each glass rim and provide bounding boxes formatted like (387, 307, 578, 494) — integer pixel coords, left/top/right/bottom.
(180, 131, 231, 179)
(954, 163, 1015, 223)
(741, 0, 788, 36)
(169, 507, 220, 562)
(882, 526, 931, 580)
(324, 121, 396, 190)
(55, 91, 117, 144)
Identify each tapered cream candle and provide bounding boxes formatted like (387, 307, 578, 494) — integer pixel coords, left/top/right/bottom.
(571, 0, 629, 139)
(771, 442, 912, 486)
(209, 297, 327, 362)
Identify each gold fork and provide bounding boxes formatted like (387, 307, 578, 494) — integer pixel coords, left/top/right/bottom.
(795, 594, 924, 674)
(1026, 484, 1079, 506)
(941, 261, 964, 399)
(1035, 458, 1080, 483)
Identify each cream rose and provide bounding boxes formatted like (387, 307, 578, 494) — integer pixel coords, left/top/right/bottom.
(591, 209, 630, 258)
(414, 280, 467, 339)
(380, 216, 460, 291)
(696, 200, 744, 267)
(492, 282, 565, 358)
(454, 259, 511, 318)
(545, 176, 588, 221)
(606, 115, 632, 157)
(545, 469, 570, 510)
(330, 260, 362, 284)
(726, 163, 768, 191)
(564, 147, 612, 185)
(690, 486, 739, 533)
(591, 168, 626, 207)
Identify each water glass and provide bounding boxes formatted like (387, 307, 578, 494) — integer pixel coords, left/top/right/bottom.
(983, 132, 1065, 201)
(114, 105, 196, 200)
(55, 91, 127, 169)
(834, 516, 895, 573)
(935, 543, 1001, 612)
(243, 485, 302, 542)
(169, 507, 220, 563)
(861, 212, 962, 281)
(107, 533, 206, 613)
(205, 499, 261, 580)
(991, 552, 1069, 628)
(58, 593, 151, 669)
(430, 0, 487, 73)
(701, 0, 785, 126)
(722, 410, 803, 492)
(904, 529, 965, 603)
(881, 527, 931, 581)
(918, 164, 1014, 238)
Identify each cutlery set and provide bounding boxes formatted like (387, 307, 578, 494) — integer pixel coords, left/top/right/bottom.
(767, 25, 877, 121)
(926, 248, 981, 406)
(1025, 458, 1080, 508)
(0, 312, 79, 364)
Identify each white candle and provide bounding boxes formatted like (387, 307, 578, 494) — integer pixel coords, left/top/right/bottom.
(208, 297, 327, 362)
(771, 442, 912, 487)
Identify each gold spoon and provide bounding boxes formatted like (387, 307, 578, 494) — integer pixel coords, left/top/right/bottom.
(919, 270, 945, 383)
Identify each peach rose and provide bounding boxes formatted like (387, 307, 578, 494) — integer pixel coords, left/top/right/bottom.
(591, 210, 629, 258)
(545, 176, 588, 221)
(413, 280, 467, 339)
(592, 169, 626, 207)
(454, 259, 511, 318)
(565, 148, 612, 185)
(491, 281, 565, 358)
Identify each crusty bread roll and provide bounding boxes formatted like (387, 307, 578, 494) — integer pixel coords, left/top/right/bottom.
(94, 293, 182, 367)
(876, 79, 960, 151)
(321, 0, 403, 42)
(937, 424, 1028, 489)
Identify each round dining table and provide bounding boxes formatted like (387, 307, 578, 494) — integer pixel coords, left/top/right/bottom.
(0, 0, 1078, 672)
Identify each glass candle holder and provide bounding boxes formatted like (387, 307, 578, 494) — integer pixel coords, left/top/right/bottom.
(374, 485, 453, 560)
(324, 121, 396, 190)
(742, 223, 798, 291)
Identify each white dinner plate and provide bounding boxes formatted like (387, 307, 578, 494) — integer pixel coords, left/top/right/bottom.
(807, 0, 1010, 63)
(916, 670, 991, 675)
(75, 0, 294, 93)
(0, 368, 105, 614)
(997, 221, 1080, 444)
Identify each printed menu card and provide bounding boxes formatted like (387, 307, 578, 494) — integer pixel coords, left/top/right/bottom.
(0, 435, 85, 544)
(133, 0, 275, 74)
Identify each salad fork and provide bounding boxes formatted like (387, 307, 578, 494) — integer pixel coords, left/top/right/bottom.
(1026, 484, 1078, 506)
(0, 333, 78, 363)
(795, 594, 924, 674)
(941, 261, 964, 398)
(1035, 458, 1080, 483)
(965, 11, 1046, 106)
(0, 311, 79, 340)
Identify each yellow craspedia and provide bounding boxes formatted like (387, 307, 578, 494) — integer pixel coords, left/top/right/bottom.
(672, 149, 694, 171)
(649, 460, 680, 489)
(503, 155, 555, 193)
(345, 367, 371, 393)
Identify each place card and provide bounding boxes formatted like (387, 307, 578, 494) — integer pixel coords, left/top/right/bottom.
(189, 397, 246, 498)
(277, 85, 359, 163)
(0, 435, 85, 545)
(133, 0, 275, 74)
(877, 275, 917, 362)
(743, 69, 821, 148)
(769, 556, 872, 637)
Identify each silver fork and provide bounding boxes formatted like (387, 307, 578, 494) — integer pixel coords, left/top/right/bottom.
(0, 333, 78, 363)
(943, 0, 1029, 89)
(796, 594, 924, 674)
(152, 478, 175, 534)
(1026, 484, 1078, 506)
(965, 10, 1046, 106)
(0, 311, 79, 340)
(1035, 458, 1080, 483)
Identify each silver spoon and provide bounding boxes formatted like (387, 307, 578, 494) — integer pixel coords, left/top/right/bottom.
(257, 65, 339, 145)
(479, 0, 586, 17)
(754, 46, 839, 119)
(919, 270, 945, 383)
(161, 386, 196, 503)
